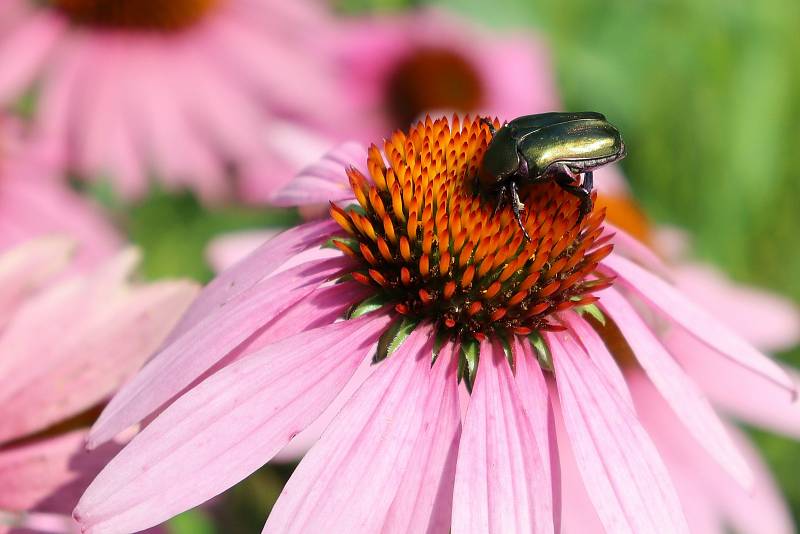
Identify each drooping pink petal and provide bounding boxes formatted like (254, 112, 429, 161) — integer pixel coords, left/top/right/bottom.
(381, 342, 461, 533)
(165, 219, 339, 343)
(88, 257, 345, 448)
(452, 340, 554, 534)
(630, 373, 793, 534)
(272, 353, 375, 463)
(602, 253, 796, 397)
(0, 237, 72, 330)
(666, 329, 800, 438)
(205, 230, 280, 273)
(262, 327, 434, 534)
(551, 393, 607, 533)
(513, 338, 561, 532)
(599, 288, 753, 488)
(0, 269, 197, 444)
(0, 430, 121, 515)
(0, 510, 81, 534)
(712, 426, 793, 534)
(75, 314, 391, 534)
(562, 313, 633, 407)
(602, 222, 670, 278)
(0, 164, 121, 270)
(547, 330, 689, 534)
(0, 11, 64, 102)
(671, 262, 800, 351)
(271, 142, 366, 207)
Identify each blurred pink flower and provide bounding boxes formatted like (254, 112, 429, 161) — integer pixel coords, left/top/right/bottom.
(244, 8, 564, 206)
(336, 8, 560, 132)
(0, 0, 348, 201)
(0, 121, 120, 270)
(0, 239, 198, 533)
(75, 117, 795, 534)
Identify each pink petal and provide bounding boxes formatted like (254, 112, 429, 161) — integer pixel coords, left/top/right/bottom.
(514, 338, 561, 531)
(0, 267, 197, 444)
(547, 330, 689, 534)
(271, 353, 376, 463)
(602, 253, 796, 397)
(271, 142, 366, 207)
(0, 11, 63, 102)
(452, 340, 554, 533)
(562, 313, 633, 407)
(0, 237, 72, 330)
(712, 426, 793, 534)
(381, 342, 461, 533)
(602, 223, 671, 279)
(0, 167, 121, 270)
(88, 257, 345, 448)
(0, 510, 80, 534)
(75, 314, 391, 534)
(598, 288, 753, 488)
(671, 262, 800, 351)
(205, 230, 280, 274)
(630, 373, 793, 534)
(666, 329, 800, 438)
(262, 327, 434, 533)
(165, 219, 339, 343)
(0, 430, 121, 515)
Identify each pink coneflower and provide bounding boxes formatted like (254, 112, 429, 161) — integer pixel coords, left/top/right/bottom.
(0, 0, 345, 201)
(337, 8, 559, 131)
(76, 117, 795, 534)
(0, 238, 197, 533)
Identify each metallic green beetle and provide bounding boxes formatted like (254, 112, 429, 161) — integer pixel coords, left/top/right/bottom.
(477, 112, 626, 239)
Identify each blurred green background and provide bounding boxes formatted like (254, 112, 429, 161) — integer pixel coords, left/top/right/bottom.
(116, 0, 800, 530)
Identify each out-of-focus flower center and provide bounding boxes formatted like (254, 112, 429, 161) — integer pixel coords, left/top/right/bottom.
(385, 48, 484, 128)
(331, 116, 614, 342)
(50, 0, 220, 31)
(596, 194, 652, 245)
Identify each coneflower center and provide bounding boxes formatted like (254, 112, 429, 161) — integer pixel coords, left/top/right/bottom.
(331, 116, 614, 342)
(386, 48, 484, 129)
(50, 0, 220, 31)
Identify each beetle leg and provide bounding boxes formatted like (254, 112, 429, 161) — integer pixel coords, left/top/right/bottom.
(554, 171, 593, 224)
(493, 184, 507, 215)
(582, 171, 594, 193)
(509, 181, 532, 242)
(479, 116, 497, 136)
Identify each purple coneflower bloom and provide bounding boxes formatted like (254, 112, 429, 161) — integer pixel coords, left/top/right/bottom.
(76, 116, 795, 534)
(0, 0, 345, 201)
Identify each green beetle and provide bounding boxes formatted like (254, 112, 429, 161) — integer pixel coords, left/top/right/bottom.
(477, 112, 626, 239)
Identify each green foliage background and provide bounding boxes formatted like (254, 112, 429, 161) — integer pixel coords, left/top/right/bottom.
(119, 0, 800, 530)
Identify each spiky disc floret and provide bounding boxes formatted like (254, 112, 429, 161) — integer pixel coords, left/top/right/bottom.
(331, 115, 614, 343)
